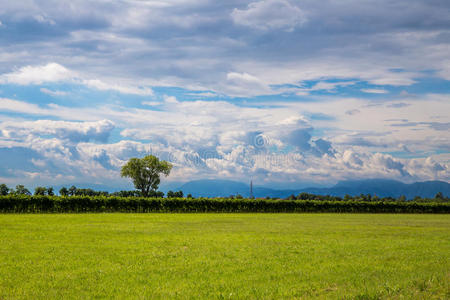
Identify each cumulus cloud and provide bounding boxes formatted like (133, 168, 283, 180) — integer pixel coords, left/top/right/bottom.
(372, 153, 409, 177)
(231, 0, 307, 31)
(312, 138, 335, 157)
(3, 90, 449, 186)
(1, 63, 72, 85)
(0, 120, 115, 143)
(285, 128, 312, 151)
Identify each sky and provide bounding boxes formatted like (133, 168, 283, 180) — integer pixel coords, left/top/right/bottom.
(0, 0, 449, 190)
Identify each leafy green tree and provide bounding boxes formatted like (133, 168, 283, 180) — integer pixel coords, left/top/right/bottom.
(34, 186, 47, 195)
(398, 195, 407, 202)
(288, 194, 296, 200)
(111, 190, 140, 197)
(68, 186, 77, 196)
(121, 155, 172, 197)
(0, 184, 9, 196)
(59, 187, 69, 196)
(14, 185, 31, 195)
(297, 192, 313, 200)
(148, 190, 164, 198)
(167, 190, 183, 198)
(47, 187, 54, 196)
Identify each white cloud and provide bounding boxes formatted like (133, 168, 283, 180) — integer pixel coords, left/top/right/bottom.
(164, 95, 178, 103)
(295, 81, 357, 95)
(40, 88, 68, 97)
(368, 74, 417, 86)
(33, 14, 55, 25)
(83, 79, 153, 96)
(224, 72, 271, 96)
(186, 92, 217, 98)
(142, 101, 161, 106)
(231, 0, 307, 31)
(361, 88, 388, 94)
(0, 63, 72, 85)
(0, 98, 50, 115)
(0, 119, 115, 143)
(0, 63, 153, 96)
(227, 72, 261, 84)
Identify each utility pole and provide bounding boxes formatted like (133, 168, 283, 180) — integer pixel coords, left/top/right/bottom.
(250, 180, 254, 199)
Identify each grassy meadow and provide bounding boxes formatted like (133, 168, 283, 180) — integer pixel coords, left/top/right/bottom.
(0, 213, 448, 299)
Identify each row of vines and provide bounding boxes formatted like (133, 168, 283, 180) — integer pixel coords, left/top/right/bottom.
(0, 195, 449, 213)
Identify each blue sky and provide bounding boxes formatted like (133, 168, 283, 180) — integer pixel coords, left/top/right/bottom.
(0, 0, 449, 189)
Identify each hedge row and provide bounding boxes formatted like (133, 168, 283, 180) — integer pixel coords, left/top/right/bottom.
(0, 195, 449, 213)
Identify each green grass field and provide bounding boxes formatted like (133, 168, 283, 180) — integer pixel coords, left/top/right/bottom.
(0, 214, 448, 299)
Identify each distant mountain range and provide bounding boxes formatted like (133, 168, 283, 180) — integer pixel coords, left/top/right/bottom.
(178, 179, 450, 199)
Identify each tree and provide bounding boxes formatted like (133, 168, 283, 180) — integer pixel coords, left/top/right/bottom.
(59, 187, 68, 196)
(68, 185, 77, 196)
(14, 185, 31, 195)
(121, 155, 172, 197)
(34, 186, 47, 195)
(148, 190, 164, 198)
(47, 187, 54, 196)
(167, 190, 183, 198)
(0, 184, 9, 196)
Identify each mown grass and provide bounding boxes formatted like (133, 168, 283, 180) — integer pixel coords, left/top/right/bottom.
(0, 214, 448, 299)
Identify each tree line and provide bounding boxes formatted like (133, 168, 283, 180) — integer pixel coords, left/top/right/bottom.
(0, 183, 447, 202)
(0, 184, 187, 198)
(284, 192, 449, 203)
